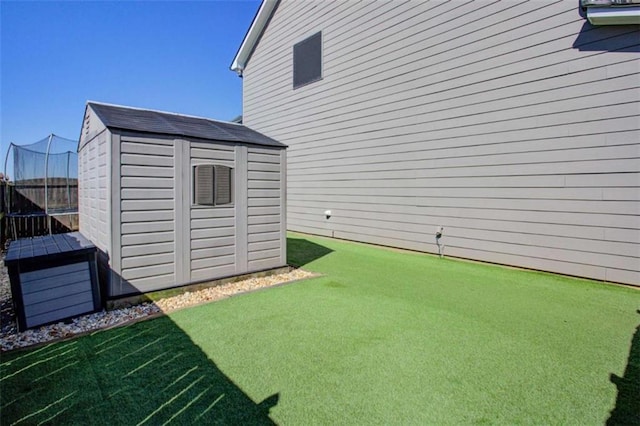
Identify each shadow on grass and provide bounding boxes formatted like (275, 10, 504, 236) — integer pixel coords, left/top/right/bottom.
(287, 236, 333, 268)
(0, 316, 277, 425)
(607, 310, 640, 425)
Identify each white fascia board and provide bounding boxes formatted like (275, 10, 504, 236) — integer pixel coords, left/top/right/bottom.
(230, 0, 278, 75)
(587, 6, 640, 24)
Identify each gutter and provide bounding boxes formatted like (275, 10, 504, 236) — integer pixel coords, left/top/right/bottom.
(586, 6, 640, 24)
(581, 0, 640, 24)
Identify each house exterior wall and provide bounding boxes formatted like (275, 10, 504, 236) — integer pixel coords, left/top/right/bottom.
(242, 0, 640, 285)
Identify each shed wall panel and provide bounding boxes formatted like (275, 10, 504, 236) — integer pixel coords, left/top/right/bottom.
(189, 142, 238, 280)
(118, 137, 177, 295)
(80, 104, 286, 298)
(191, 264, 237, 282)
(78, 129, 110, 254)
(247, 146, 286, 271)
(243, 0, 640, 285)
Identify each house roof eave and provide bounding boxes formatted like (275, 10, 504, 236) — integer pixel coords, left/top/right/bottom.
(230, 0, 279, 76)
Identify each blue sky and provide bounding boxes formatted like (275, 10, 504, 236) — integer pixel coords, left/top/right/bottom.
(0, 0, 260, 166)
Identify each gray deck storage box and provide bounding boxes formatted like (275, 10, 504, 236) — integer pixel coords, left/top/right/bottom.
(5, 232, 100, 331)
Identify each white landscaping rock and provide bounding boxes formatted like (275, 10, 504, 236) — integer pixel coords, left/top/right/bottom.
(0, 258, 313, 352)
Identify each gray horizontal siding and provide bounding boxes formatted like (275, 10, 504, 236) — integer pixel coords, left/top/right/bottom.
(121, 221, 173, 234)
(189, 143, 237, 280)
(191, 228, 235, 241)
(21, 262, 95, 328)
(191, 260, 236, 282)
(26, 301, 95, 329)
(23, 290, 92, 318)
(119, 274, 177, 294)
(122, 242, 175, 257)
(243, 0, 640, 285)
(122, 210, 174, 223)
(247, 147, 285, 271)
(121, 253, 175, 269)
(21, 262, 90, 294)
(245, 3, 637, 113)
(287, 132, 639, 167)
(119, 137, 176, 288)
(78, 126, 110, 254)
(23, 281, 91, 305)
(248, 230, 281, 243)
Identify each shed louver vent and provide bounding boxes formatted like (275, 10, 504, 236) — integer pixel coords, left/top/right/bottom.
(194, 165, 233, 206)
(215, 165, 232, 205)
(195, 165, 215, 205)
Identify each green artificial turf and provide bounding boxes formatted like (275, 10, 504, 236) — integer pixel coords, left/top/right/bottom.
(2, 233, 639, 424)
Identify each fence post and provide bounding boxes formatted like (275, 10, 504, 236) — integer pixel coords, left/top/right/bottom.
(0, 180, 4, 248)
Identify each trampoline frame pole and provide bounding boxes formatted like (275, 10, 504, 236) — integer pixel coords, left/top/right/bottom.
(44, 134, 53, 235)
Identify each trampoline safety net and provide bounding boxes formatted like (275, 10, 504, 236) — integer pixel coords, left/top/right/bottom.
(3, 134, 79, 239)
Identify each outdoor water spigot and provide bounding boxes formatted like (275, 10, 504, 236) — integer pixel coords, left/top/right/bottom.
(435, 226, 444, 258)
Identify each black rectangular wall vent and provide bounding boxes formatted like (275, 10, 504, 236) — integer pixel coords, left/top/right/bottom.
(293, 32, 322, 89)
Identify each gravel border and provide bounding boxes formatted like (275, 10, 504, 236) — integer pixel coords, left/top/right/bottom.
(0, 257, 314, 352)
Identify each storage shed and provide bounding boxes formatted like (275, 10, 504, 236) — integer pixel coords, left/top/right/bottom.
(78, 102, 287, 298)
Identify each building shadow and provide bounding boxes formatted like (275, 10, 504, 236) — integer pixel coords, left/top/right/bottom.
(0, 315, 278, 425)
(607, 310, 640, 425)
(287, 236, 333, 268)
(572, 19, 640, 52)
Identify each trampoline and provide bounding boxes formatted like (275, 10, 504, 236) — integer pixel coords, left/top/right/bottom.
(3, 134, 79, 240)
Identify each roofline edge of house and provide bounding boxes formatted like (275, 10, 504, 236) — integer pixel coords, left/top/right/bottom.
(230, 0, 279, 76)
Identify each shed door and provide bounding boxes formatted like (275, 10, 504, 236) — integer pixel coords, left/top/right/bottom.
(188, 141, 241, 282)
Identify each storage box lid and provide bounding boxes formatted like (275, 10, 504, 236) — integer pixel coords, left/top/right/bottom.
(5, 232, 96, 264)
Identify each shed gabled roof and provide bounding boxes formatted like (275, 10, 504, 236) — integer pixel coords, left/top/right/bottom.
(230, 0, 279, 75)
(87, 102, 285, 148)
